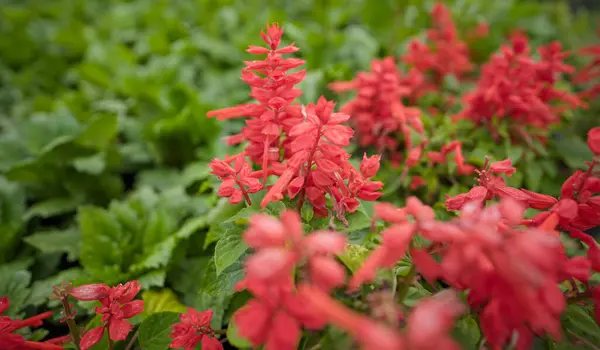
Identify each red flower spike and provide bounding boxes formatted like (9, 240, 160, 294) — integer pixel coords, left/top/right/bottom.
(456, 32, 583, 137)
(169, 309, 223, 350)
(73, 281, 143, 350)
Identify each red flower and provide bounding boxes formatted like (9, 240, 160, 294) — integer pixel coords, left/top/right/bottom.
(209, 154, 263, 205)
(588, 126, 600, 155)
(0, 297, 63, 350)
(328, 57, 426, 166)
(169, 309, 222, 350)
(71, 281, 144, 350)
(456, 32, 583, 137)
(572, 29, 600, 100)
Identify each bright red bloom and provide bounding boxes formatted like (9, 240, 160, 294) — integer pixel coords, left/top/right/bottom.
(209, 154, 263, 205)
(0, 297, 63, 350)
(402, 2, 473, 84)
(261, 98, 382, 221)
(427, 140, 475, 175)
(588, 127, 600, 155)
(445, 157, 526, 210)
(71, 281, 144, 350)
(573, 29, 600, 100)
(169, 309, 222, 350)
(456, 32, 583, 137)
(329, 57, 425, 166)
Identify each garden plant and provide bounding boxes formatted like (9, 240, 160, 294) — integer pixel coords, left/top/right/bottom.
(1, 0, 600, 349)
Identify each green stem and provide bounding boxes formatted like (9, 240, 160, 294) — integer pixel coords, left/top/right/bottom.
(124, 331, 138, 350)
(61, 300, 81, 350)
(108, 338, 114, 350)
(396, 264, 417, 304)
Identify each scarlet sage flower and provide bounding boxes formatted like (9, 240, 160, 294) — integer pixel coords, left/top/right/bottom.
(445, 157, 527, 210)
(456, 32, 583, 137)
(402, 2, 474, 85)
(426, 140, 475, 175)
(232, 211, 349, 350)
(329, 57, 426, 167)
(261, 98, 382, 221)
(0, 297, 63, 350)
(588, 126, 600, 155)
(209, 154, 263, 205)
(207, 23, 305, 179)
(572, 29, 600, 100)
(169, 309, 222, 350)
(70, 281, 144, 350)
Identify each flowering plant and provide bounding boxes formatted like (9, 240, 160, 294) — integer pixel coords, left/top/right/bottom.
(1, 1, 599, 350)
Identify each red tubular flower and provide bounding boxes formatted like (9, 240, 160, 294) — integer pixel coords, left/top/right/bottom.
(209, 154, 263, 205)
(71, 281, 144, 350)
(402, 2, 473, 85)
(0, 297, 63, 350)
(328, 57, 426, 166)
(169, 309, 222, 350)
(261, 98, 382, 222)
(573, 29, 600, 100)
(456, 32, 583, 138)
(588, 127, 600, 155)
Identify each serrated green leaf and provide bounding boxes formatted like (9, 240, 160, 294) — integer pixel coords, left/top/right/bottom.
(0, 267, 31, 317)
(214, 228, 248, 276)
(453, 317, 481, 350)
(138, 312, 180, 350)
(78, 206, 124, 282)
(342, 207, 371, 232)
(137, 269, 167, 289)
(200, 256, 245, 297)
(24, 228, 81, 261)
(525, 164, 544, 192)
(142, 289, 187, 318)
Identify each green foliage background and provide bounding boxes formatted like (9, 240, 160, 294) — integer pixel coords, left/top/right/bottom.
(0, 0, 598, 349)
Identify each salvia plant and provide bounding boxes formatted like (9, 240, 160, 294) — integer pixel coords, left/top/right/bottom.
(2, 2, 600, 350)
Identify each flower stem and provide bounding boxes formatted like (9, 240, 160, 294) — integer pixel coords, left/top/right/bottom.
(124, 331, 138, 350)
(60, 300, 81, 350)
(108, 338, 114, 350)
(396, 264, 417, 305)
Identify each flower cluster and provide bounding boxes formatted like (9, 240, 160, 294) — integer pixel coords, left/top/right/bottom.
(232, 210, 345, 349)
(208, 24, 382, 221)
(573, 29, 600, 100)
(456, 32, 583, 137)
(70, 281, 144, 350)
(329, 57, 426, 166)
(0, 297, 64, 350)
(169, 309, 222, 350)
(402, 3, 474, 85)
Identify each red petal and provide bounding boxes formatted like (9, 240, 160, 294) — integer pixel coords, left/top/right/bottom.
(202, 336, 224, 350)
(80, 327, 104, 350)
(108, 319, 133, 341)
(70, 284, 109, 301)
(0, 296, 9, 315)
(121, 300, 144, 318)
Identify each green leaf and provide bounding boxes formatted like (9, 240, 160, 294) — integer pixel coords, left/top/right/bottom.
(0, 266, 31, 317)
(227, 318, 252, 349)
(137, 269, 167, 289)
(29, 268, 84, 307)
(453, 317, 481, 350)
(141, 289, 187, 318)
(24, 228, 81, 261)
(72, 153, 106, 175)
(301, 202, 314, 222)
(200, 257, 245, 297)
(23, 197, 81, 220)
(338, 244, 369, 273)
(562, 304, 600, 345)
(525, 164, 544, 192)
(342, 207, 371, 232)
(78, 206, 124, 282)
(214, 227, 248, 276)
(554, 135, 594, 169)
(138, 312, 180, 350)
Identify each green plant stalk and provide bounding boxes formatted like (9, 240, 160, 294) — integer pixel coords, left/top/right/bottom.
(60, 299, 81, 350)
(396, 264, 417, 304)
